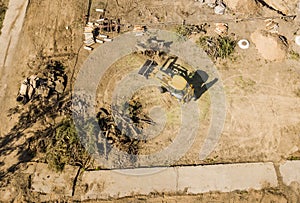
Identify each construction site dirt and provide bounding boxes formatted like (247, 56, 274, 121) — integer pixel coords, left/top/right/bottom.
(0, 0, 300, 202)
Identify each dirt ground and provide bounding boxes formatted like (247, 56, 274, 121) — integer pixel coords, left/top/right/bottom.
(0, 0, 300, 201)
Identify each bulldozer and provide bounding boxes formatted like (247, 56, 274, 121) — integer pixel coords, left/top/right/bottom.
(138, 56, 199, 103)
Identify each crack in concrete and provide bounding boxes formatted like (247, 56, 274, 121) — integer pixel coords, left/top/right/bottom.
(72, 167, 82, 196)
(175, 166, 179, 192)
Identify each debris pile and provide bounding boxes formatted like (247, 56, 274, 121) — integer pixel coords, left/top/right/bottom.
(83, 8, 119, 51)
(135, 37, 171, 56)
(214, 23, 228, 36)
(265, 19, 279, 34)
(96, 102, 152, 155)
(16, 62, 67, 104)
(133, 25, 147, 36)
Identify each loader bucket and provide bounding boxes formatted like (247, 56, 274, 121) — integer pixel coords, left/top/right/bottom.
(138, 59, 158, 79)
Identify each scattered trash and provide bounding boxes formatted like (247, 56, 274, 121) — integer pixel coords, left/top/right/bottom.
(265, 19, 279, 34)
(214, 23, 228, 36)
(95, 8, 105, 12)
(103, 38, 113, 42)
(96, 39, 104, 44)
(205, 0, 217, 8)
(84, 46, 93, 51)
(136, 37, 171, 55)
(133, 25, 146, 37)
(98, 34, 108, 38)
(133, 25, 146, 32)
(135, 32, 144, 37)
(84, 38, 95, 46)
(83, 8, 120, 51)
(295, 36, 300, 46)
(214, 3, 226, 15)
(238, 39, 250, 49)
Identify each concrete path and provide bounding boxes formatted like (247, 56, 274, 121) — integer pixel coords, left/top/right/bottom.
(0, 0, 28, 97)
(280, 161, 300, 186)
(28, 163, 80, 196)
(79, 162, 278, 200)
(16, 161, 300, 200)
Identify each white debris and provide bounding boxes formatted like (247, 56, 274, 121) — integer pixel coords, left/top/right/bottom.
(214, 23, 228, 36)
(214, 3, 226, 14)
(103, 38, 113, 42)
(98, 34, 108, 38)
(205, 0, 217, 8)
(19, 79, 29, 96)
(295, 36, 300, 46)
(96, 19, 105, 22)
(84, 46, 94, 51)
(84, 27, 94, 33)
(265, 19, 279, 34)
(96, 39, 104, 43)
(84, 38, 95, 46)
(135, 32, 144, 37)
(96, 8, 105, 12)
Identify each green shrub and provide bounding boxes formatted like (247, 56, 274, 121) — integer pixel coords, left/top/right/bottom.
(175, 25, 192, 37)
(197, 36, 237, 59)
(289, 50, 300, 60)
(46, 118, 90, 171)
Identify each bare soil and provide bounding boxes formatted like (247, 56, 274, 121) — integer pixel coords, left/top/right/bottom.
(0, 0, 300, 201)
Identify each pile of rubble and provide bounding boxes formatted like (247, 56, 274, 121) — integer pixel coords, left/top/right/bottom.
(135, 37, 171, 56)
(83, 9, 119, 51)
(96, 107, 141, 155)
(94, 100, 154, 155)
(16, 62, 67, 104)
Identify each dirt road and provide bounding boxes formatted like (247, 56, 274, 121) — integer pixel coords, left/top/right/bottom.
(0, 0, 28, 106)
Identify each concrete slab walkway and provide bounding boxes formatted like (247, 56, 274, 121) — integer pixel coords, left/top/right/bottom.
(22, 161, 300, 200)
(80, 162, 278, 200)
(280, 160, 300, 186)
